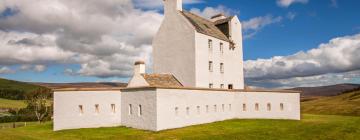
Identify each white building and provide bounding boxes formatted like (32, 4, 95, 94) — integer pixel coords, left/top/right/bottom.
(53, 0, 301, 131)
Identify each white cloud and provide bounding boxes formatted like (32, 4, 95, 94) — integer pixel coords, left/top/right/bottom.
(276, 0, 308, 8)
(245, 33, 360, 88)
(0, 66, 15, 74)
(134, 0, 203, 9)
(286, 12, 296, 20)
(242, 15, 283, 39)
(189, 5, 237, 19)
(20, 64, 47, 72)
(0, 0, 163, 78)
(33, 65, 46, 72)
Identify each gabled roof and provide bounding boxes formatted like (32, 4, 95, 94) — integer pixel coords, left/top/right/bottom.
(181, 11, 231, 42)
(141, 74, 183, 88)
(214, 16, 234, 25)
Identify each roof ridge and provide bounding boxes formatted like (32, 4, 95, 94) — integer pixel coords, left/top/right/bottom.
(182, 10, 214, 24)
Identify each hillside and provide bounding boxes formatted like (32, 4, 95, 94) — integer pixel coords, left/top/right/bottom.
(302, 89, 360, 116)
(0, 78, 49, 100)
(290, 83, 360, 97)
(34, 82, 127, 90)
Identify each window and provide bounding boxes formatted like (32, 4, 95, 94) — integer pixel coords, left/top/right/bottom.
(175, 107, 179, 116)
(280, 103, 284, 111)
(229, 104, 232, 111)
(206, 105, 209, 113)
(197, 106, 200, 114)
(186, 107, 190, 115)
(79, 105, 84, 115)
(242, 104, 246, 111)
(209, 83, 213, 88)
(111, 104, 116, 114)
(255, 103, 259, 111)
(220, 63, 224, 73)
(267, 103, 271, 111)
(208, 39, 213, 51)
(228, 84, 233, 90)
(128, 104, 132, 115)
(209, 61, 213, 72)
(138, 105, 142, 116)
(222, 104, 225, 112)
(220, 43, 224, 53)
(95, 104, 99, 114)
(214, 105, 217, 112)
(220, 84, 224, 89)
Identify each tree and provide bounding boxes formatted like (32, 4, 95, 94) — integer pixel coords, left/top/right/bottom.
(25, 88, 52, 123)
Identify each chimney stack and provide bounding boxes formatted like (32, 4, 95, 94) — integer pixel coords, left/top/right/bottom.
(210, 13, 227, 22)
(134, 61, 146, 75)
(164, 0, 182, 16)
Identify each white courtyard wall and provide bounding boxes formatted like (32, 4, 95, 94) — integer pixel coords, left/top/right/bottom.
(156, 88, 237, 131)
(53, 91, 121, 131)
(195, 33, 244, 89)
(155, 88, 300, 131)
(121, 89, 157, 131)
(237, 92, 301, 120)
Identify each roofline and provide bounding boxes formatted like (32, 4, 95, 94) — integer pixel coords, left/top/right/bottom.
(121, 86, 301, 93)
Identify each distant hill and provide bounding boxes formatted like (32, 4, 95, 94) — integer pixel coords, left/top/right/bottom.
(34, 82, 127, 90)
(0, 78, 49, 100)
(301, 88, 360, 116)
(289, 84, 360, 97)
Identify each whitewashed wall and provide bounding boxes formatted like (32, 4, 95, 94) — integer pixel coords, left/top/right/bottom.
(121, 89, 158, 131)
(156, 88, 237, 131)
(195, 32, 244, 89)
(155, 88, 300, 131)
(53, 91, 121, 131)
(153, 3, 197, 87)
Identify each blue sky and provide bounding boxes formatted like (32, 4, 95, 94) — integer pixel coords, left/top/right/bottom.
(0, 0, 359, 88)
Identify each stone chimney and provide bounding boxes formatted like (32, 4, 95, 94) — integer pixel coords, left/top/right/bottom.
(164, 0, 182, 16)
(134, 61, 146, 75)
(210, 13, 227, 22)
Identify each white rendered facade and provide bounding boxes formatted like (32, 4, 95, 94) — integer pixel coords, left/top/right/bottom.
(153, 0, 244, 89)
(53, 0, 301, 132)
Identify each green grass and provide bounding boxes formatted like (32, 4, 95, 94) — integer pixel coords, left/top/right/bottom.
(0, 98, 26, 109)
(302, 90, 360, 116)
(0, 114, 359, 140)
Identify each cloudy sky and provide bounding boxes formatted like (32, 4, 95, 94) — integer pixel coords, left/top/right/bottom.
(0, 0, 359, 88)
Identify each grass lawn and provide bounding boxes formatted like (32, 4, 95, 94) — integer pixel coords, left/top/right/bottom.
(0, 98, 26, 109)
(0, 114, 359, 140)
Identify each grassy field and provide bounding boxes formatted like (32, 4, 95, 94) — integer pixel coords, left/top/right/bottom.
(0, 98, 26, 109)
(0, 114, 359, 140)
(302, 90, 360, 116)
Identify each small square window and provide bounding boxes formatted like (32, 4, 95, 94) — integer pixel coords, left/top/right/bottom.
(209, 61, 213, 72)
(111, 104, 116, 114)
(128, 104, 132, 115)
(220, 84, 224, 89)
(208, 39, 213, 51)
(95, 104, 99, 114)
(220, 63, 224, 73)
(220, 43, 224, 53)
(209, 83, 213, 88)
(138, 105, 142, 116)
(79, 105, 84, 115)
(228, 84, 233, 90)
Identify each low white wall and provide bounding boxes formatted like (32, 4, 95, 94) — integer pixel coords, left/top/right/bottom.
(121, 89, 157, 131)
(237, 92, 301, 120)
(155, 88, 300, 131)
(156, 88, 237, 131)
(53, 91, 122, 131)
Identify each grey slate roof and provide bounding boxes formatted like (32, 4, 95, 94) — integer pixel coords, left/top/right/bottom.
(141, 74, 183, 88)
(181, 11, 231, 42)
